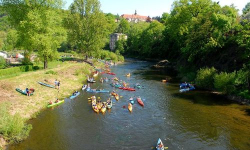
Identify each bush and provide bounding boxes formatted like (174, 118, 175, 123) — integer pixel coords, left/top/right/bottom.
(19, 65, 33, 72)
(0, 56, 6, 69)
(214, 71, 236, 94)
(0, 104, 32, 142)
(45, 70, 57, 75)
(195, 67, 217, 89)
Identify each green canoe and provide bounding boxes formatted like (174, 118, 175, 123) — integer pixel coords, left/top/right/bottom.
(47, 100, 64, 108)
(38, 81, 55, 88)
(16, 88, 33, 96)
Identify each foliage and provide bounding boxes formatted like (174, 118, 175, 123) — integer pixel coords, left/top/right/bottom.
(3, 29, 18, 51)
(0, 104, 32, 143)
(0, 65, 37, 78)
(195, 67, 217, 89)
(214, 71, 236, 94)
(45, 70, 58, 75)
(2, 0, 66, 69)
(242, 2, 250, 14)
(116, 18, 130, 34)
(65, 0, 110, 59)
(0, 56, 6, 69)
(89, 49, 124, 62)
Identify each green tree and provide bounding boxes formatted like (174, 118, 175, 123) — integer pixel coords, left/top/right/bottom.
(242, 2, 250, 14)
(2, 0, 66, 69)
(3, 29, 18, 51)
(116, 18, 130, 34)
(65, 0, 109, 59)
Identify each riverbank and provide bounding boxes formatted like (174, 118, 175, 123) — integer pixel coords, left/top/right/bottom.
(0, 60, 104, 149)
(152, 60, 250, 105)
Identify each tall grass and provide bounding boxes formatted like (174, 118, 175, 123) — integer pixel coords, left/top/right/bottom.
(0, 103, 32, 143)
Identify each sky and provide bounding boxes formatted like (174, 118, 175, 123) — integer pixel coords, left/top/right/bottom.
(64, 0, 249, 17)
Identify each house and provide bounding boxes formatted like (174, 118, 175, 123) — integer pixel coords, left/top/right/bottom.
(121, 10, 151, 23)
(110, 33, 127, 51)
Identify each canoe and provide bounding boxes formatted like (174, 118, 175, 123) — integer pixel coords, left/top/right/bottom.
(82, 85, 87, 90)
(16, 88, 34, 96)
(93, 72, 98, 77)
(106, 72, 115, 75)
(38, 81, 55, 88)
(129, 98, 134, 105)
(126, 73, 130, 77)
(128, 103, 132, 112)
(92, 104, 99, 113)
(115, 94, 119, 101)
(47, 100, 64, 108)
(100, 106, 106, 114)
(86, 89, 110, 93)
(137, 97, 144, 107)
(87, 79, 96, 83)
(179, 86, 195, 92)
(107, 101, 112, 109)
(97, 102, 102, 110)
(135, 84, 141, 89)
(162, 80, 167, 82)
(70, 92, 80, 99)
(156, 138, 167, 150)
(119, 87, 136, 91)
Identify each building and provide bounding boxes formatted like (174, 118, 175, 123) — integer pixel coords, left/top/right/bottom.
(121, 10, 151, 23)
(110, 33, 127, 51)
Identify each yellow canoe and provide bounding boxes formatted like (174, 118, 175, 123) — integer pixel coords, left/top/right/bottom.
(128, 103, 132, 112)
(126, 73, 131, 77)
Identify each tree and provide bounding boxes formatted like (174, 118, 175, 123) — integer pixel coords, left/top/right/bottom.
(3, 29, 18, 51)
(2, 0, 66, 69)
(116, 18, 130, 34)
(65, 0, 109, 59)
(242, 2, 250, 14)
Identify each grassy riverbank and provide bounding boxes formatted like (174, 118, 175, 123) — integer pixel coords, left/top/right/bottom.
(0, 60, 103, 149)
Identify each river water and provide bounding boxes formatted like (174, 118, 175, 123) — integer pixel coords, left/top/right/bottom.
(9, 60, 250, 150)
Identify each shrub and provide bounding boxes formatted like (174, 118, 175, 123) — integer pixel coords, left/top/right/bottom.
(195, 67, 217, 89)
(19, 65, 33, 72)
(0, 104, 32, 143)
(45, 70, 57, 75)
(214, 71, 236, 94)
(0, 56, 6, 69)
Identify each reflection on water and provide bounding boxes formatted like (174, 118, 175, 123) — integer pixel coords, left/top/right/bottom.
(9, 60, 250, 150)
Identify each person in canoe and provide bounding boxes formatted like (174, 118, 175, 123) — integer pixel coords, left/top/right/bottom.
(55, 98, 59, 103)
(48, 100, 53, 105)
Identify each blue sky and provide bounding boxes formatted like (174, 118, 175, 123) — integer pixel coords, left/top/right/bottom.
(64, 0, 249, 17)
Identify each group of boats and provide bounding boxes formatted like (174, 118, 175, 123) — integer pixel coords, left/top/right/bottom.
(179, 82, 195, 92)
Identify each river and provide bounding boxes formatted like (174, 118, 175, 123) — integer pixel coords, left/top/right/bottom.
(8, 60, 250, 150)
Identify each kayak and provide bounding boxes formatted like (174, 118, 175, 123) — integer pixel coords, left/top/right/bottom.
(38, 81, 55, 88)
(92, 104, 99, 113)
(70, 92, 80, 99)
(107, 101, 112, 109)
(82, 85, 87, 90)
(16, 88, 34, 96)
(101, 106, 106, 114)
(119, 87, 136, 91)
(156, 138, 166, 150)
(47, 100, 64, 108)
(135, 84, 141, 89)
(126, 73, 130, 77)
(106, 72, 115, 75)
(87, 79, 96, 83)
(93, 72, 98, 77)
(129, 97, 134, 105)
(128, 103, 132, 112)
(137, 97, 144, 107)
(115, 94, 119, 101)
(97, 101, 102, 110)
(179, 86, 195, 92)
(86, 89, 109, 93)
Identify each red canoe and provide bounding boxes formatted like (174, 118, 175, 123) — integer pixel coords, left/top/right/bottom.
(119, 87, 136, 91)
(106, 72, 116, 75)
(137, 97, 144, 106)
